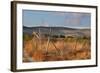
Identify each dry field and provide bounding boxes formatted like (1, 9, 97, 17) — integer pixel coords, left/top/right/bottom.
(23, 34, 91, 62)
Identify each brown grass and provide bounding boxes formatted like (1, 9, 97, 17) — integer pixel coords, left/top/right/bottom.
(23, 37, 91, 62)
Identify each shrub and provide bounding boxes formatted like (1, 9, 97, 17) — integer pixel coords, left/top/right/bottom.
(23, 34, 33, 41)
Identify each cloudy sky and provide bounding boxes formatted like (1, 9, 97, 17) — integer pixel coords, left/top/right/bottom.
(23, 10, 91, 28)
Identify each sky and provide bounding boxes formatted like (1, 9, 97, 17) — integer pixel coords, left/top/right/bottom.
(23, 10, 91, 29)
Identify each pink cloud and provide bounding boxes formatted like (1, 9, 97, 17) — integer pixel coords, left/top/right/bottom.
(42, 21, 49, 27)
(65, 13, 84, 25)
(65, 18, 81, 25)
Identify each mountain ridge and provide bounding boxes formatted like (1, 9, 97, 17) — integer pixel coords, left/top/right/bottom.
(23, 26, 91, 37)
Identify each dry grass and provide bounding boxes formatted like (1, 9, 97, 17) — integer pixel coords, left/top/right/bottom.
(23, 36, 91, 62)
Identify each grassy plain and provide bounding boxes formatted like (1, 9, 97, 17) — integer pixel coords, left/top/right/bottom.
(23, 34, 91, 62)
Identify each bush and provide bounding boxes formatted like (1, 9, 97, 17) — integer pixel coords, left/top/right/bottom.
(60, 35, 65, 38)
(23, 34, 33, 41)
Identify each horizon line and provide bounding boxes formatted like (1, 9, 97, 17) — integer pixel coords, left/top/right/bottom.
(23, 25, 90, 29)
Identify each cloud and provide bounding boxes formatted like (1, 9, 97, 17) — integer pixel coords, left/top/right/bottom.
(41, 21, 49, 27)
(65, 18, 80, 25)
(52, 12, 66, 16)
(64, 12, 89, 25)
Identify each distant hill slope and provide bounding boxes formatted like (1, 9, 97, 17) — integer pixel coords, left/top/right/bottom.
(23, 26, 90, 37)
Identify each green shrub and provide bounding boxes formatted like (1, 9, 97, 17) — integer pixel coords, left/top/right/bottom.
(23, 34, 33, 41)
